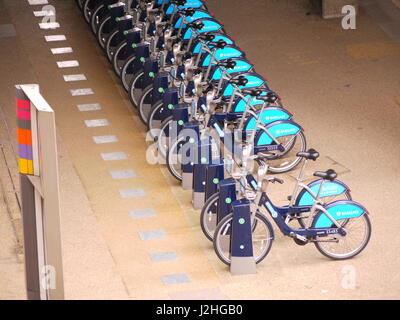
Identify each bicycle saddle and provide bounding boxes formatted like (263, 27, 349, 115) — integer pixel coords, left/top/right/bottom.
(217, 58, 236, 69)
(313, 169, 337, 181)
(178, 8, 196, 16)
(229, 75, 248, 86)
(255, 91, 279, 103)
(187, 21, 204, 30)
(172, 0, 187, 5)
(241, 89, 263, 97)
(296, 148, 319, 161)
(208, 39, 227, 49)
(197, 33, 215, 42)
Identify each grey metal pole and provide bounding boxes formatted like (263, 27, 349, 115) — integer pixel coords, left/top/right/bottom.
(20, 174, 41, 300)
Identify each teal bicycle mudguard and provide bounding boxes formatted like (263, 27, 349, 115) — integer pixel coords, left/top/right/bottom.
(313, 200, 367, 228)
(295, 179, 350, 207)
(254, 119, 302, 146)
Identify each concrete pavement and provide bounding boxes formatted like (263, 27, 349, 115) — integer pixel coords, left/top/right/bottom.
(0, 0, 399, 299)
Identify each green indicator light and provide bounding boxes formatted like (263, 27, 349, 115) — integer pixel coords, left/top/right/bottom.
(213, 178, 219, 184)
(131, 44, 137, 48)
(158, 88, 164, 93)
(239, 218, 245, 224)
(167, 104, 173, 109)
(201, 157, 207, 164)
(140, 57, 145, 62)
(124, 31, 128, 35)
(149, 72, 155, 77)
(178, 120, 184, 125)
(225, 198, 232, 204)
(189, 138, 195, 143)
(115, 18, 120, 22)
(108, 5, 112, 9)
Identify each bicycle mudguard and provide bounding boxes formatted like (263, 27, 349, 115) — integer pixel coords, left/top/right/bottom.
(243, 107, 292, 131)
(191, 32, 234, 54)
(209, 58, 254, 81)
(254, 120, 302, 146)
(295, 179, 350, 207)
(182, 18, 223, 40)
(174, 9, 212, 29)
(165, 0, 204, 15)
(200, 45, 244, 67)
(222, 72, 266, 97)
(313, 200, 367, 228)
(231, 89, 274, 113)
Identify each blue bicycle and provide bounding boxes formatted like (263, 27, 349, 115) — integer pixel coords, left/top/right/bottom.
(212, 151, 371, 264)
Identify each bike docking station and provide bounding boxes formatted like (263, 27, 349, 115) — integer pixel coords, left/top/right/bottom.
(192, 138, 212, 209)
(71, 0, 373, 281)
(230, 199, 257, 275)
(216, 177, 236, 251)
(180, 121, 200, 190)
(16, 84, 64, 300)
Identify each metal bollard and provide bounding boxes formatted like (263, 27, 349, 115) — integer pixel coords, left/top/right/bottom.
(216, 178, 237, 252)
(151, 72, 169, 105)
(129, 42, 150, 75)
(151, 87, 178, 129)
(205, 159, 225, 202)
(181, 121, 199, 190)
(192, 138, 212, 210)
(230, 199, 257, 275)
(141, 57, 159, 89)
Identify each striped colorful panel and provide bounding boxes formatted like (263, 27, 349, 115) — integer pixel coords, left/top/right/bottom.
(16, 96, 34, 175)
(17, 128, 32, 145)
(18, 158, 34, 175)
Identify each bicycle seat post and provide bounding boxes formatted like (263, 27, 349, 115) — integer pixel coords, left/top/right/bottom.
(314, 178, 326, 204)
(194, 42, 204, 67)
(288, 158, 308, 206)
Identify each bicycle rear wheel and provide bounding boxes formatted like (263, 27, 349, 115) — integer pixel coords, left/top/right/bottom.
(312, 214, 371, 260)
(257, 130, 307, 174)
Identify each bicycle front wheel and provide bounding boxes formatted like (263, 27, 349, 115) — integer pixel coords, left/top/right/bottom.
(138, 85, 154, 125)
(166, 137, 186, 181)
(213, 212, 274, 265)
(200, 193, 219, 241)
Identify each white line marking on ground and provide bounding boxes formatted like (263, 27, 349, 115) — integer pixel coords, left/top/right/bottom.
(93, 135, 118, 144)
(51, 47, 73, 54)
(64, 74, 87, 82)
(85, 119, 109, 127)
(101, 152, 128, 161)
(70, 88, 94, 96)
(28, 0, 48, 5)
(77, 103, 102, 112)
(110, 170, 136, 179)
(39, 22, 60, 30)
(57, 60, 79, 68)
(45, 35, 66, 42)
(119, 189, 146, 198)
(34, 10, 54, 17)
